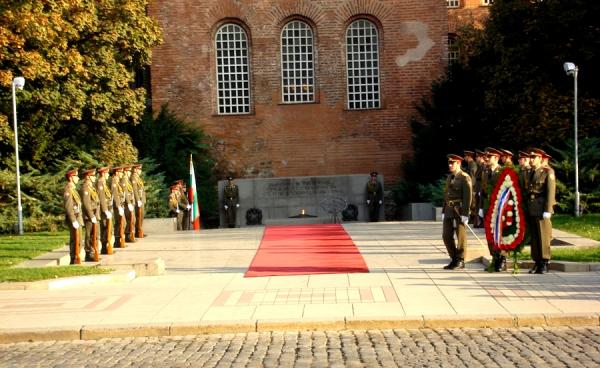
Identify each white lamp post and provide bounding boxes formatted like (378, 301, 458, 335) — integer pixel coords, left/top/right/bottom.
(12, 76, 25, 234)
(563, 62, 580, 217)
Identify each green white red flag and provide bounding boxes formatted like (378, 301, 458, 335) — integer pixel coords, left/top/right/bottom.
(188, 155, 201, 230)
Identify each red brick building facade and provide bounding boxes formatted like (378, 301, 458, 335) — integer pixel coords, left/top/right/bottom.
(148, 0, 448, 182)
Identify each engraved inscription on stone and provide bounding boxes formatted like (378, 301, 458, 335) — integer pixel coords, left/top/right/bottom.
(265, 179, 343, 199)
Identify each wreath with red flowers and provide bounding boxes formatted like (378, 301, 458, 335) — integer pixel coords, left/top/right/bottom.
(484, 167, 526, 252)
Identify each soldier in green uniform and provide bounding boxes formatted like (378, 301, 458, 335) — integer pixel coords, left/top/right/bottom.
(168, 183, 183, 230)
(527, 149, 556, 274)
(97, 167, 114, 255)
(131, 163, 146, 238)
(176, 180, 191, 230)
(111, 167, 126, 248)
(80, 169, 100, 262)
(500, 149, 515, 168)
(366, 172, 383, 222)
(122, 165, 136, 242)
(223, 176, 240, 228)
(442, 154, 472, 270)
(481, 148, 506, 271)
(64, 169, 83, 264)
(464, 150, 478, 224)
(473, 149, 486, 228)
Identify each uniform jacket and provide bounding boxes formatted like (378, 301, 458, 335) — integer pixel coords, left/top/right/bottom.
(131, 173, 147, 206)
(366, 180, 383, 204)
(121, 175, 135, 206)
(168, 191, 180, 215)
(443, 170, 472, 217)
(80, 179, 99, 222)
(97, 177, 113, 219)
(223, 184, 239, 207)
(527, 166, 556, 217)
(111, 175, 124, 210)
(480, 164, 503, 211)
(64, 183, 83, 225)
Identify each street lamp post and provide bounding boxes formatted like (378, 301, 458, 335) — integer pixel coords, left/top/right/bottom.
(563, 62, 580, 217)
(12, 76, 25, 234)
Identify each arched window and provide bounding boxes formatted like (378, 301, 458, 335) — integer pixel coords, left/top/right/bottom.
(346, 19, 380, 110)
(215, 23, 250, 115)
(281, 20, 314, 103)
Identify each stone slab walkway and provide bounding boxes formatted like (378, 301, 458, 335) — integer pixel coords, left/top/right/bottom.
(1, 221, 599, 343)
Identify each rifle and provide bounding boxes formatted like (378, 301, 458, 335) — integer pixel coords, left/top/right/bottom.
(74, 226, 81, 264)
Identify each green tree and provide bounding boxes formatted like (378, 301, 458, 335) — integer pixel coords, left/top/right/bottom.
(410, 0, 600, 186)
(0, 0, 162, 170)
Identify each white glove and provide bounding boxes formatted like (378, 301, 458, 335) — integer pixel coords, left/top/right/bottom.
(366, 200, 371, 204)
(118, 207, 124, 217)
(137, 201, 142, 207)
(105, 211, 112, 220)
(236, 204, 240, 208)
(378, 200, 382, 205)
(91, 216, 97, 224)
(187, 205, 192, 210)
(461, 216, 469, 224)
(478, 209, 484, 218)
(543, 212, 552, 220)
(176, 208, 180, 213)
(72, 221, 80, 229)
(441, 214, 445, 221)
(224, 205, 229, 210)
(128, 204, 134, 212)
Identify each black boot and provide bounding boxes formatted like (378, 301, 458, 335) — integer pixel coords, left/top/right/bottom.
(444, 258, 457, 270)
(535, 260, 548, 274)
(452, 259, 465, 270)
(494, 256, 506, 272)
(528, 261, 539, 274)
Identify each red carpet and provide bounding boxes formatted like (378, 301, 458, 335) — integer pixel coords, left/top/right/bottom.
(245, 224, 369, 277)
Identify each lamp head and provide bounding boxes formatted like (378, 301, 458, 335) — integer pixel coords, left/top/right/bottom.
(12, 77, 25, 90)
(563, 62, 577, 75)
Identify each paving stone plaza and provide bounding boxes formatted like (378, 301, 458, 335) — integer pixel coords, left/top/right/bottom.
(1, 221, 600, 366)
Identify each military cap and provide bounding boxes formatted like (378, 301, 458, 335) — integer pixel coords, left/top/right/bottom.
(133, 163, 142, 169)
(501, 149, 513, 157)
(518, 150, 529, 159)
(227, 176, 234, 181)
(475, 149, 485, 156)
(170, 183, 179, 190)
(123, 165, 132, 171)
(81, 169, 96, 177)
(530, 148, 545, 157)
(65, 169, 79, 179)
(112, 166, 123, 174)
(447, 154, 463, 163)
(98, 167, 110, 174)
(370, 171, 378, 177)
(464, 150, 475, 157)
(486, 147, 502, 157)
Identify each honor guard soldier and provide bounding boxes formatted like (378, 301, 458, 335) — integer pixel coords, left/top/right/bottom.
(500, 149, 515, 168)
(80, 169, 100, 262)
(473, 149, 486, 227)
(131, 163, 146, 238)
(111, 167, 126, 248)
(121, 165, 136, 242)
(168, 183, 183, 230)
(481, 148, 507, 271)
(442, 154, 472, 270)
(223, 176, 240, 228)
(518, 151, 531, 189)
(176, 179, 191, 230)
(464, 150, 478, 224)
(366, 171, 383, 222)
(527, 149, 556, 274)
(97, 167, 114, 255)
(64, 169, 83, 264)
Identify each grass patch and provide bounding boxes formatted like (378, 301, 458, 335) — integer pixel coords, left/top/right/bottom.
(553, 214, 600, 241)
(0, 231, 112, 282)
(0, 266, 113, 283)
(516, 246, 600, 263)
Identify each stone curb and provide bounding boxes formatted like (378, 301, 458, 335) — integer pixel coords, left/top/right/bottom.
(0, 270, 136, 291)
(2, 313, 599, 344)
(480, 257, 600, 273)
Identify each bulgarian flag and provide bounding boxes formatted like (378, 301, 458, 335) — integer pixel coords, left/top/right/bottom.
(188, 154, 201, 230)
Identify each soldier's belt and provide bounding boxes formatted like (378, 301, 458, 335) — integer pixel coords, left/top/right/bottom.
(447, 200, 462, 206)
(529, 193, 544, 199)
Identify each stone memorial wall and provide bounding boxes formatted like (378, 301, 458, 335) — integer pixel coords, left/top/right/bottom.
(218, 174, 384, 227)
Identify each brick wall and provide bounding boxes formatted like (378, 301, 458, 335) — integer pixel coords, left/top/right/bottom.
(148, 0, 448, 183)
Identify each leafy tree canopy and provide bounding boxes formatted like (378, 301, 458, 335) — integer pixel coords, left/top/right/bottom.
(0, 0, 162, 170)
(410, 0, 599, 184)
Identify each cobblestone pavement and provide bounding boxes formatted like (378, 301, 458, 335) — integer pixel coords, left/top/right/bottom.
(1, 327, 600, 367)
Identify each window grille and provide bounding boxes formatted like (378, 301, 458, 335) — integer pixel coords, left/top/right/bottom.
(346, 19, 380, 110)
(447, 0, 460, 8)
(448, 35, 459, 64)
(215, 24, 250, 115)
(281, 21, 315, 103)
(482, 0, 494, 5)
